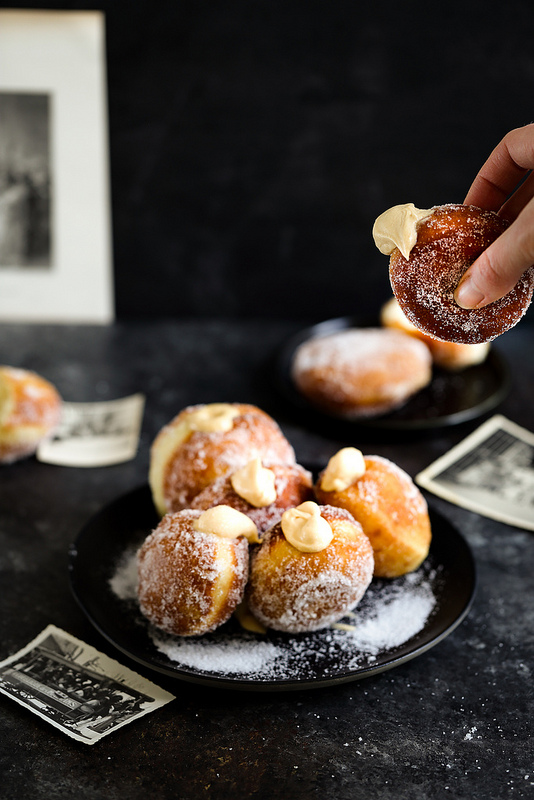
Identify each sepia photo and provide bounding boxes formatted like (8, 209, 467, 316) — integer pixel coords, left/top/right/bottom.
(0, 10, 113, 322)
(0, 625, 174, 745)
(416, 415, 534, 531)
(0, 91, 52, 269)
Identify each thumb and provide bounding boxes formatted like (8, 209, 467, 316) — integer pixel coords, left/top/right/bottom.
(455, 198, 534, 309)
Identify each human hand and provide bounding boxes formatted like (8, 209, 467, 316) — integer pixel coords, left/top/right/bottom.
(454, 123, 534, 309)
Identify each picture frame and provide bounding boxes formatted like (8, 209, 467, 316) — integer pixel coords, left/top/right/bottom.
(0, 10, 114, 323)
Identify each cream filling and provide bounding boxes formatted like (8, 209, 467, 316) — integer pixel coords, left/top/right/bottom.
(186, 403, 240, 433)
(281, 501, 333, 553)
(231, 458, 277, 507)
(372, 203, 432, 260)
(193, 505, 261, 544)
(321, 447, 366, 492)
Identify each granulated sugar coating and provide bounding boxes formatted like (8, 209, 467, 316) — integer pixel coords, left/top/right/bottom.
(109, 546, 440, 683)
(389, 204, 534, 345)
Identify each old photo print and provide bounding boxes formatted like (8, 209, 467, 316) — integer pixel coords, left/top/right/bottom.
(37, 394, 145, 467)
(416, 415, 534, 531)
(0, 625, 174, 745)
(0, 91, 52, 269)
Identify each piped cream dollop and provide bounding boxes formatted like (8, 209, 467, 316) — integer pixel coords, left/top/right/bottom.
(193, 505, 261, 544)
(372, 203, 432, 260)
(321, 447, 366, 492)
(230, 457, 277, 507)
(187, 403, 240, 433)
(281, 501, 333, 553)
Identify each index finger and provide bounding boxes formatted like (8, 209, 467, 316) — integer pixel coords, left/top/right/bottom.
(464, 123, 534, 210)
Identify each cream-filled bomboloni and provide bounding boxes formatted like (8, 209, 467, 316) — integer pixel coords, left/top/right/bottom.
(0, 366, 62, 464)
(190, 457, 314, 536)
(314, 447, 431, 578)
(137, 505, 260, 636)
(246, 501, 374, 633)
(373, 203, 534, 344)
(149, 403, 296, 515)
(290, 328, 432, 419)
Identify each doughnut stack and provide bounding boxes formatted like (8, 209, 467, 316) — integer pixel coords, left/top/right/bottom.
(137, 402, 432, 637)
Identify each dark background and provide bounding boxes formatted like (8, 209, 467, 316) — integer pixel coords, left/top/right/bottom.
(4, 0, 534, 321)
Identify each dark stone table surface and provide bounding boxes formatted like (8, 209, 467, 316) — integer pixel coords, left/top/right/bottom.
(0, 318, 533, 800)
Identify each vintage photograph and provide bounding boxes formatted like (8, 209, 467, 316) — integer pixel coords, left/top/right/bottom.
(0, 625, 174, 745)
(0, 91, 52, 269)
(37, 394, 145, 467)
(0, 10, 113, 322)
(416, 415, 534, 531)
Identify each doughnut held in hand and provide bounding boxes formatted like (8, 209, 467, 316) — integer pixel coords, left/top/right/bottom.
(384, 204, 534, 344)
(0, 366, 62, 464)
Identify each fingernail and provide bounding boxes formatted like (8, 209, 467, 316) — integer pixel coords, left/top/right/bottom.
(455, 276, 485, 309)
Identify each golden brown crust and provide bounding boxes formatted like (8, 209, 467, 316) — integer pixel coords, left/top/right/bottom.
(380, 296, 490, 370)
(315, 455, 431, 578)
(189, 462, 314, 535)
(0, 366, 62, 464)
(137, 509, 249, 636)
(149, 403, 296, 515)
(291, 328, 432, 419)
(246, 505, 374, 633)
(389, 204, 534, 344)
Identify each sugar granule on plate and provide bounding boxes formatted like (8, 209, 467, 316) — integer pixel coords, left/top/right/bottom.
(108, 545, 440, 681)
(108, 544, 139, 600)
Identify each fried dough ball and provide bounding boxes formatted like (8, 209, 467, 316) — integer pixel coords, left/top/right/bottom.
(388, 204, 534, 344)
(246, 502, 374, 633)
(190, 459, 314, 536)
(149, 403, 296, 515)
(137, 508, 251, 637)
(291, 328, 432, 419)
(380, 296, 490, 370)
(0, 366, 62, 464)
(315, 451, 431, 578)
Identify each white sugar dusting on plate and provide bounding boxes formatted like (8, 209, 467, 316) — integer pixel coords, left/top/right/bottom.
(108, 547, 440, 681)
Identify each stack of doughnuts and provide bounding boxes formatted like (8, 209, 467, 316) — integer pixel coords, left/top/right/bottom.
(137, 402, 432, 637)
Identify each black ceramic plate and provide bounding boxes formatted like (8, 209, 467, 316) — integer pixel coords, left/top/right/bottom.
(69, 485, 477, 692)
(277, 316, 510, 430)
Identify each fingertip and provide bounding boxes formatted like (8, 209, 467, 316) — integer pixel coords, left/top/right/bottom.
(454, 275, 487, 309)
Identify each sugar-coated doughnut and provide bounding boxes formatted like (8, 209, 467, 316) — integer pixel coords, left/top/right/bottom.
(388, 204, 534, 344)
(137, 508, 250, 636)
(190, 461, 314, 536)
(380, 296, 490, 370)
(0, 366, 62, 464)
(315, 453, 431, 578)
(291, 328, 432, 419)
(246, 503, 374, 633)
(149, 403, 296, 515)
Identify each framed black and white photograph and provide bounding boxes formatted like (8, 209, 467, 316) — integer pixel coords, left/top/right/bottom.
(416, 415, 534, 531)
(0, 10, 113, 322)
(0, 625, 174, 745)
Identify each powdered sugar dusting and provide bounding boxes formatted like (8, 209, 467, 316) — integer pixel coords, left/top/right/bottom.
(291, 328, 432, 418)
(108, 546, 441, 682)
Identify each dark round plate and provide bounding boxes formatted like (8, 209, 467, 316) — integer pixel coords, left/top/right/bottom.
(277, 316, 510, 430)
(69, 485, 477, 692)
